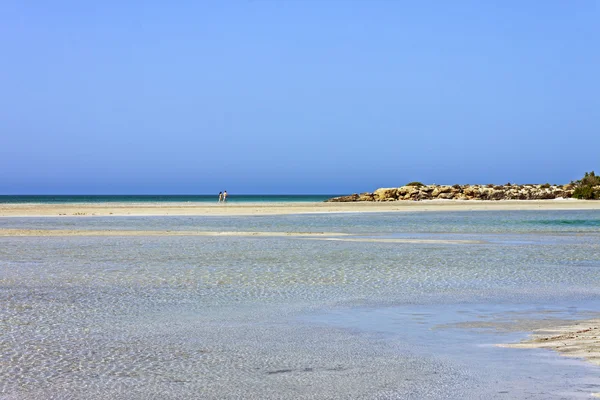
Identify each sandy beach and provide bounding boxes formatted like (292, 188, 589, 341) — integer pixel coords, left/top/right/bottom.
(1, 199, 600, 217)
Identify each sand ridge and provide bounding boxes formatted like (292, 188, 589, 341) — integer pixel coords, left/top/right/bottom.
(499, 319, 600, 366)
(0, 229, 485, 244)
(0, 229, 348, 238)
(1, 199, 600, 217)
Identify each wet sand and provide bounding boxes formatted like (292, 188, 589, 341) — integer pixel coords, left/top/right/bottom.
(1, 199, 599, 217)
(500, 319, 600, 367)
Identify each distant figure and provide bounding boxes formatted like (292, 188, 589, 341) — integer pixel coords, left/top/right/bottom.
(223, 190, 228, 203)
(218, 192, 223, 203)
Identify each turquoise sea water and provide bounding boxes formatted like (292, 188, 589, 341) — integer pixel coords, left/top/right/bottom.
(1, 210, 600, 399)
(0, 194, 338, 204)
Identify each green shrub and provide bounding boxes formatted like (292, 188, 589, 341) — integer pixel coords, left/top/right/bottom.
(572, 171, 600, 200)
(406, 182, 424, 187)
(572, 186, 598, 200)
(540, 183, 551, 189)
(580, 171, 600, 187)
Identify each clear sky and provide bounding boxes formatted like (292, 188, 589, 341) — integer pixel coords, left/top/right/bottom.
(1, 1, 598, 194)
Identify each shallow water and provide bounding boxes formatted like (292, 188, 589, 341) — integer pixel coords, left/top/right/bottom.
(1, 210, 600, 399)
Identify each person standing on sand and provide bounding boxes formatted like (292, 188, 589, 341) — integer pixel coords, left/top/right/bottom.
(223, 190, 228, 203)
(218, 192, 223, 203)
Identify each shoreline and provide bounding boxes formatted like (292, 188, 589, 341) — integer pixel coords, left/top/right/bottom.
(1, 199, 600, 217)
(499, 319, 600, 380)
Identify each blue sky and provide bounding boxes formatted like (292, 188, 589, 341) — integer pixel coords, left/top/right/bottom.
(1, 1, 598, 194)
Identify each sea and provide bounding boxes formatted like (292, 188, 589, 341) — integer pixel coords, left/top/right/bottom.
(0, 194, 336, 204)
(1, 207, 600, 399)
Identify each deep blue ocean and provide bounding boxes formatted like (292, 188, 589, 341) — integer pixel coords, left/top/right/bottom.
(0, 194, 339, 204)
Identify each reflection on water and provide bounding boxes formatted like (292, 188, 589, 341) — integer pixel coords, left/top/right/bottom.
(1, 210, 600, 399)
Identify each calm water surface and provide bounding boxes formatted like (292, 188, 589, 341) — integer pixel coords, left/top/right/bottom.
(1, 210, 600, 399)
(0, 194, 337, 204)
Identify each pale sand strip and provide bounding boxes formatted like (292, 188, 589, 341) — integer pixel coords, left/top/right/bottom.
(1, 199, 600, 217)
(499, 319, 600, 367)
(0, 229, 348, 237)
(0, 229, 482, 244)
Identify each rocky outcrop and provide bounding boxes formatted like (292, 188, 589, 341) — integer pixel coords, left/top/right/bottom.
(326, 192, 374, 202)
(326, 184, 584, 202)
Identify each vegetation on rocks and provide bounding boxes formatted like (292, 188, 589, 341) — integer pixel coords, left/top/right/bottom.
(326, 171, 600, 202)
(572, 171, 600, 200)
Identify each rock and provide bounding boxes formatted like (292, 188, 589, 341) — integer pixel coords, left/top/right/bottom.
(463, 186, 478, 197)
(325, 194, 360, 202)
(358, 192, 375, 201)
(406, 187, 420, 199)
(397, 186, 409, 196)
(373, 188, 398, 201)
(490, 189, 505, 200)
(432, 186, 452, 197)
(417, 191, 433, 200)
